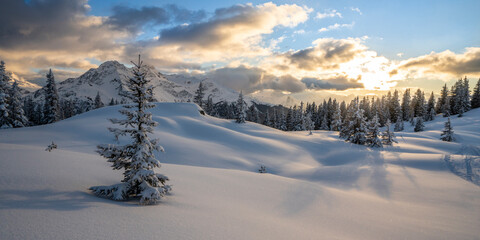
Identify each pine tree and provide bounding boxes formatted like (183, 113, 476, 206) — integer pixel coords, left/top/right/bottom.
(263, 110, 271, 127)
(440, 118, 454, 142)
(94, 91, 104, 109)
(394, 115, 404, 132)
(402, 89, 412, 121)
(320, 114, 328, 130)
(342, 98, 367, 145)
(43, 69, 60, 124)
(382, 119, 397, 145)
(205, 95, 214, 115)
(235, 91, 246, 123)
(109, 98, 116, 106)
(427, 108, 436, 122)
(278, 110, 287, 131)
(411, 89, 426, 118)
(389, 90, 402, 123)
(330, 104, 342, 131)
(90, 56, 170, 205)
(436, 84, 449, 114)
(193, 82, 206, 108)
(0, 61, 12, 128)
(471, 78, 480, 109)
(367, 114, 383, 148)
(305, 112, 314, 135)
(8, 81, 28, 128)
(414, 117, 425, 132)
(425, 92, 436, 121)
(442, 95, 451, 117)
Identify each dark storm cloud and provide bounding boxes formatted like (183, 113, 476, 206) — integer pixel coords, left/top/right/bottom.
(0, 0, 116, 51)
(207, 66, 306, 94)
(301, 75, 363, 90)
(280, 38, 364, 70)
(106, 5, 206, 34)
(392, 48, 480, 76)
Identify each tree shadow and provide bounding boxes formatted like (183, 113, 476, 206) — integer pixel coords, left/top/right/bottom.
(0, 189, 97, 211)
(0, 188, 149, 211)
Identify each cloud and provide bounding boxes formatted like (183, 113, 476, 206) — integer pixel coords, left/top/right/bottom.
(391, 47, 480, 76)
(206, 66, 306, 94)
(0, 0, 124, 52)
(316, 9, 342, 19)
(301, 75, 363, 90)
(351, 7, 362, 15)
(158, 3, 311, 55)
(106, 4, 206, 34)
(276, 38, 366, 71)
(318, 22, 355, 33)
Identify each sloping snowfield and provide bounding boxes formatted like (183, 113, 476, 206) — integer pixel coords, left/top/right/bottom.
(1, 103, 479, 240)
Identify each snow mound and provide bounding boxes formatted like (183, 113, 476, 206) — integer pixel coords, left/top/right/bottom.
(0, 103, 479, 240)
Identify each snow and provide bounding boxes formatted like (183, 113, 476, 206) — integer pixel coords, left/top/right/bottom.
(0, 103, 479, 240)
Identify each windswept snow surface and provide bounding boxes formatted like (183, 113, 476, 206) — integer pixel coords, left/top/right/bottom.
(0, 103, 479, 240)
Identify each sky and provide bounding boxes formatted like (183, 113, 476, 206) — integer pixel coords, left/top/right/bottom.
(1, 0, 479, 104)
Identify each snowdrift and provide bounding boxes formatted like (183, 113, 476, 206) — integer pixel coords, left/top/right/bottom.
(0, 103, 479, 240)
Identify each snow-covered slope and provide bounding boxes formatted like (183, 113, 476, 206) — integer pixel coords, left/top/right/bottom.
(0, 103, 479, 240)
(29, 61, 253, 104)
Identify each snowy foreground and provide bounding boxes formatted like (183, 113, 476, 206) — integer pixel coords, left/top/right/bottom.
(1, 103, 479, 240)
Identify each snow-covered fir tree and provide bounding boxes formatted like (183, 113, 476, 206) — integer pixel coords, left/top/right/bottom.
(320, 114, 328, 130)
(389, 90, 402, 123)
(427, 108, 436, 121)
(193, 81, 206, 108)
(394, 115, 404, 132)
(0, 61, 12, 129)
(442, 95, 451, 117)
(425, 92, 436, 121)
(414, 117, 425, 132)
(263, 110, 271, 127)
(411, 89, 426, 119)
(367, 114, 383, 148)
(109, 98, 116, 106)
(382, 119, 397, 145)
(90, 56, 171, 205)
(305, 112, 314, 135)
(235, 91, 246, 123)
(330, 104, 342, 131)
(471, 78, 480, 109)
(436, 84, 450, 114)
(278, 110, 287, 131)
(402, 89, 412, 121)
(440, 118, 454, 142)
(272, 108, 278, 129)
(43, 69, 61, 124)
(204, 95, 214, 115)
(342, 98, 367, 145)
(94, 92, 104, 109)
(8, 81, 28, 128)
(247, 104, 259, 123)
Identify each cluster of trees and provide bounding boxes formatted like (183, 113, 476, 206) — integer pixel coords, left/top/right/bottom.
(192, 76, 479, 146)
(0, 61, 28, 128)
(0, 60, 127, 127)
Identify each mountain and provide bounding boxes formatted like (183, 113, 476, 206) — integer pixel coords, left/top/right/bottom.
(0, 103, 479, 239)
(28, 61, 254, 105)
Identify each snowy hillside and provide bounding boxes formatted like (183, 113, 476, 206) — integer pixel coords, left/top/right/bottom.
(29, 61, 254, 104)
(0, 103, 479, 240)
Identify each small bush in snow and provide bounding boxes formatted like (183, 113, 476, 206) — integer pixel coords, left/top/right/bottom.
(45, 141, 57, 152)
(258, 165, 267, 173)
